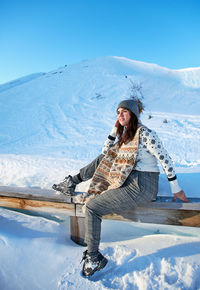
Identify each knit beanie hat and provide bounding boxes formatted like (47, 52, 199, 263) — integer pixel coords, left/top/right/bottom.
(117, 99, 140, 118)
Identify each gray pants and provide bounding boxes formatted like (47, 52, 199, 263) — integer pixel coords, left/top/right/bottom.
(79, 155, 159, 253)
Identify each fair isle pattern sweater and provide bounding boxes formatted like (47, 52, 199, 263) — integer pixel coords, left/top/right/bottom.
(88, 127, 141, 195)
(102, 125, 181, 194)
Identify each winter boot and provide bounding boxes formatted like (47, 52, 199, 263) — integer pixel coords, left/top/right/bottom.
(81, 250, 108, 277)
(52, 174, 81, 195)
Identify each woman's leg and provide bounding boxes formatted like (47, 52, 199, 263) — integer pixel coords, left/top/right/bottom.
(84, 170, 159, 253)
(52, 154, 104, 194)
(79, 154, 104, 181)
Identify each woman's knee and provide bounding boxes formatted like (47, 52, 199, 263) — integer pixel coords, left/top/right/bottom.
(85, 196, 106, 217)
(86, 197, 99, 212)
(85, 197, 97, 214)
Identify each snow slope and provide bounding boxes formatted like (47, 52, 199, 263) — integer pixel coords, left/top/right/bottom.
(0, 56, 200, 289)
(0, 56, 200, 159)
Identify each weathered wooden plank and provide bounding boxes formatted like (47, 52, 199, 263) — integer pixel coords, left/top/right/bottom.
(0, 186, 72, 203)
(140, 200, 200, 210)
(0, 196, 75, 215)
(75, 204, 200, 227)
(103, 208, 200, 227)
(1, 192, 199, 211)
(0, 186, 56, 196)
(1, 187, 200, 249)
(0, 191, 72, 203)
(1, 186, 200, 227)
(75, 198, 200, 214)
(1, 187, 200, 209)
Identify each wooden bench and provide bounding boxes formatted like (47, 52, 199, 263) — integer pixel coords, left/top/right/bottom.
(0, 186, 200, 246)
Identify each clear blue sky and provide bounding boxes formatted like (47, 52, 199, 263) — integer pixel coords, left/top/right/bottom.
(0, 0, 200, 84)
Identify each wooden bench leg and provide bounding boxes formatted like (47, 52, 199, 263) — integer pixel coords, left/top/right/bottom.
(70, 216, 87, 246)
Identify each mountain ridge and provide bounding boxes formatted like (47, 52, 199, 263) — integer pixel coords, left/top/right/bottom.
(1, 55, 200, 88)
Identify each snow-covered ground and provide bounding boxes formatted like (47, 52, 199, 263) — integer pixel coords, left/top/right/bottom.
(0, 56, 200, 289)
(1, 207, 200, 290)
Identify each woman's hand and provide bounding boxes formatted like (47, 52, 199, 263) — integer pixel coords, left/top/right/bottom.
(172, 190, 189, 202)
(114, 119, 119, 127)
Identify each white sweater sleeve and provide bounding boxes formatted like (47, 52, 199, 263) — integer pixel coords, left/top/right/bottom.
(102, 126, 117, 155)
(140, 127, 182, 194)
(169, 179, 182, 194)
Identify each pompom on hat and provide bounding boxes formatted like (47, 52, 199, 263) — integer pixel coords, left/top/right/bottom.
(117, 99, 143, 118)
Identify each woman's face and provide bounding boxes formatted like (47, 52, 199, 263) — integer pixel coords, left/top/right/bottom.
(117, 108, 131, 127)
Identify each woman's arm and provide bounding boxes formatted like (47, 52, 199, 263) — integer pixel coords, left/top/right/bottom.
(102, 121, 118, 155)
(140, 127, 189, 201)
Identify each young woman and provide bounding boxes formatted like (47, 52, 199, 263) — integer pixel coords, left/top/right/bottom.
(53, 99, 188, 277)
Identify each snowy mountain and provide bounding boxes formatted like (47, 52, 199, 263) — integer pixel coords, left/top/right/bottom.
(0, 56, 200, 159)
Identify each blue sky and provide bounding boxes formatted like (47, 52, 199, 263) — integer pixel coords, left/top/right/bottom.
(0, 0, 200, 84)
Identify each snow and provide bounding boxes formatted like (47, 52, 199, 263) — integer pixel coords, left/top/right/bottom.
(1, 208, 200, 289)
(0, 56, 200, 289)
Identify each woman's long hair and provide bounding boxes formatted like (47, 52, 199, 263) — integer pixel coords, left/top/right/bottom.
(117, 110, 138, 148)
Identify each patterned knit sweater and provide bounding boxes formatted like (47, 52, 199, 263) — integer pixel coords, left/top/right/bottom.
(102, 124, 181, 194)
(88, 126, 141, 195)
